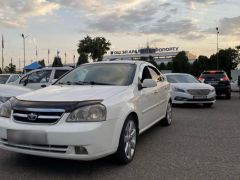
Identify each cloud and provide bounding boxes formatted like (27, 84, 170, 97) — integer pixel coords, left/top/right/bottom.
(204, 16, 240, 36)
(0, 0, 59, 28)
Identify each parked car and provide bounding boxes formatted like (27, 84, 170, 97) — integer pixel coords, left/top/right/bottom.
(165, 73, 216, 107)
(10, 67, 73, 90)
(0, 84, 32, 107)
(231, 80, 239, 92)
(0, 61, 171, 164)
(199, 70, 231, 99)
(0, 74, 21, 84)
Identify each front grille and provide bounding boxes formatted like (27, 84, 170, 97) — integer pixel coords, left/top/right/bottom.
(12, 108, 65, 124)
(187, 89, 210, 96)
(1, 139, 68, 153)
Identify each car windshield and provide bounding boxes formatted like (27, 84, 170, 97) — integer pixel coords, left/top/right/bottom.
(0, 75, 10, 84)
(56, 63, 136, 86)
(166, 74, 199, 83)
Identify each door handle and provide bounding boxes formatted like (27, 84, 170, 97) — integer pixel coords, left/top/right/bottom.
(41, 84, 47, 88)
(154, 90, 158, 94)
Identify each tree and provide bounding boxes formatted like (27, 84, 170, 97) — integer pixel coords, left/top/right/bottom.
(166, 62, 173, 70)
(77, 53, 88, 66)
(91, 37, 111, 61)
(77, 36, 111, 62)
(159, 62, 166, 70)
(4, 63, 16, 73)
(52, 56, 63, 67)
(172, 51, 190, 73)
(38, 59, 46, 67)
(190, 55, 210, 77)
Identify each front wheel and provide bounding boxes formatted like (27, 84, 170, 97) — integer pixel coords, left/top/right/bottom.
(116, 116, 137, 164)
(160, 101, 172, 126)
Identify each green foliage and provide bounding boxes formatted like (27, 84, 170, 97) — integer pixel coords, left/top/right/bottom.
(159, 63, 166, 70)
(77, 53, 88, 66)
(172, 51, 190, 73)
(77, 36, 111, 62)
(52, 56, 63, 67)
(166, 62, 173, 70)
(4, 62, 16, 73)
(38, 59, 46, 67)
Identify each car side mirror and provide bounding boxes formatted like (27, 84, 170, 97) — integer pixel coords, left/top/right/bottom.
(142, 79, 157, 88)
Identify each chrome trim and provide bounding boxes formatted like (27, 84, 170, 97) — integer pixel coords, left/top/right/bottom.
(38, 115, 61, 119)
(13, 108, 65, 113)
(13, 113, 28, 118)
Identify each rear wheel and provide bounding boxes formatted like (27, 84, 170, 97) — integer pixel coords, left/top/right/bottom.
(160, 101, 172, 126)
(116, 116, 137, 164)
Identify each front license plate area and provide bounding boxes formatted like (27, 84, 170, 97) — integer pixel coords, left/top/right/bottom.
(193, 96, 207, 100)
(7, 130, 47, 145)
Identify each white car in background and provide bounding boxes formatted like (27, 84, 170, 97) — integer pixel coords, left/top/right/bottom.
(10, 67, 72, 90)
(165, 73, 216, 107)
(0, 74, 21, 84)
(0, 84, 32, 107)
(0, 61, 171, 164)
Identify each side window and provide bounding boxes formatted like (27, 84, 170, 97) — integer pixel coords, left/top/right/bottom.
(28, 70, 51, 83)
(54, 70, 69, 79)
(8, 75, 19, 83)
(141, 67, 152, 82)
(148, 66, 160, 81)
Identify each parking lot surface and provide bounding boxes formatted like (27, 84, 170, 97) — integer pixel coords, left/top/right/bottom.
(1, 93, 240, 180)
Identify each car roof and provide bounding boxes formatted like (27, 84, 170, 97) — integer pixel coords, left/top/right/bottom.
(83, 60, 156, 66)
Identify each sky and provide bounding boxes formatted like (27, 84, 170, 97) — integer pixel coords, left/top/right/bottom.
(0, 0, 240, 68)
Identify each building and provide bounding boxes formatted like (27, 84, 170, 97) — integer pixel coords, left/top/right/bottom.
(103, 46, 197, 65)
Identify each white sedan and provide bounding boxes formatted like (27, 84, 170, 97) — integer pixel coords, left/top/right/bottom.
(165, 73, 216, 107)
(0, 61, 171, 164)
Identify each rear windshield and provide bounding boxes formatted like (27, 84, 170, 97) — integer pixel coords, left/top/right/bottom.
(200, 72, 226, 79)
(0, 75, 10, 84)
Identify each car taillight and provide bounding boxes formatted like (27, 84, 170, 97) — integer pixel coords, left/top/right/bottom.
(220, 77, 229, 81)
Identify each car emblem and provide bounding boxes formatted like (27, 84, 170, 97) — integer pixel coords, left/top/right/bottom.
(27, 113, 38, 121)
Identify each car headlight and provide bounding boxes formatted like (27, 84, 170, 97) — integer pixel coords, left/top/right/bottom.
(67, 104, 107, 122)
(0, 96, 11, 103)
(173, 87, 185, 93)
(211, 88, 215, 93)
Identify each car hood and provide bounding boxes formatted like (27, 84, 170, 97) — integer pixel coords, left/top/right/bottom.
(17, 85, 129, 102)
(170, 83, 214, 90)
(0, 84, 32, 97)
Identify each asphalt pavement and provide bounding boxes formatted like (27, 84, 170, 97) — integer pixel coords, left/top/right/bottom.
(1, 93, 240, 180)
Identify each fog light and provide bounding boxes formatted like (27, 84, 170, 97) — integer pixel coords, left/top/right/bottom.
(75, 146, 88, 154)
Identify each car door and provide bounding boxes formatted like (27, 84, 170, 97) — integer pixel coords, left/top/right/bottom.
(138, 65, 161, 129)
(148, 66, 169, 118)
(20, 70, 52, 90)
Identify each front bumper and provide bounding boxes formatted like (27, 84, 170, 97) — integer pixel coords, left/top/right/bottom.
(171, 91, 216, 104)
(0, 115, 118, 161)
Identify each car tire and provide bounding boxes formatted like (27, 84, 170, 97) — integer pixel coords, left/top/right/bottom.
(160, 101, 172, 126)
(203, 103, 213, 107)
(226, 92, 231, 99)
(115, 116, 137, 164)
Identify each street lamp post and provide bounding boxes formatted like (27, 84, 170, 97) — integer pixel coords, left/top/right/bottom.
(216, 27, 219, 70)
(21, 33, 29, 68)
